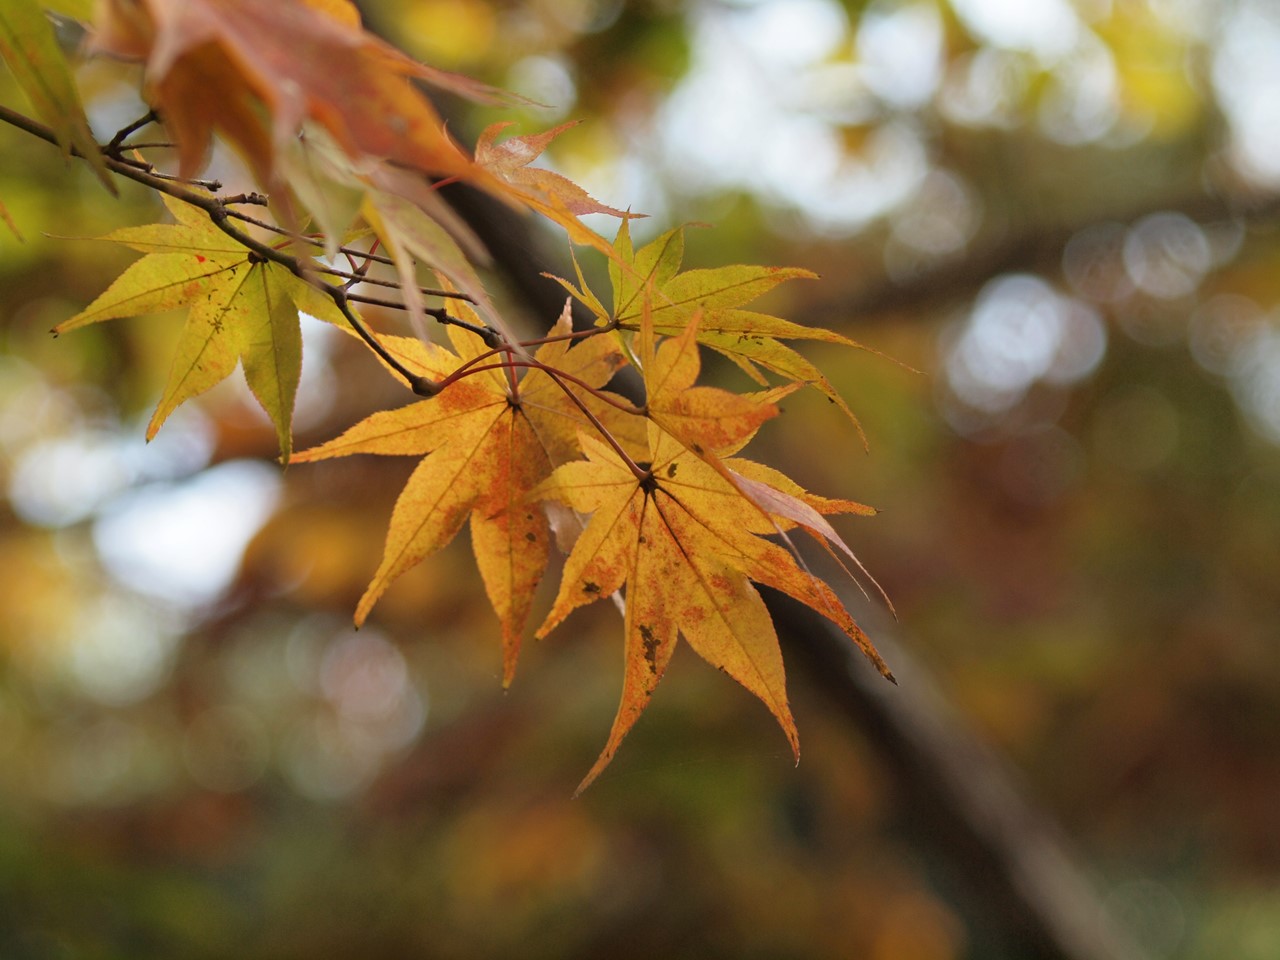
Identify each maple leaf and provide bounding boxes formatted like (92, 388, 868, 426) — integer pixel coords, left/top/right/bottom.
(91, 0, 514, 182)
(293, 309, 640, 685)
(273, 122, 508, 343)
(535, 421, 890, 793)
(553, 221, 871, 432)
(0, 0, 112, 190)
(476, 121, 638, 256)
(640, 308, 797, 460)
(52, 194, 346, 459)
(637, 310, 891, 613)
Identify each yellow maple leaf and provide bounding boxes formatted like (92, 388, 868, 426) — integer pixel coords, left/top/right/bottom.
(641, 308, 798, 460)
(553, 221, 874, 433)
(535, 421, 890, 793)
(53, 194, 346, 459)
(293, 311, 640, 685)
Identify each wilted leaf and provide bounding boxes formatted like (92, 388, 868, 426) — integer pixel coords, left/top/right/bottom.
(362, 188, 500, 342)
(92, 0, 511, 182)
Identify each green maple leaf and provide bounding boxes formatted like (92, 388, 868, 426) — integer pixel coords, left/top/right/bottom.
(0, 0, 113, 192)
(54, 194, 346, 460)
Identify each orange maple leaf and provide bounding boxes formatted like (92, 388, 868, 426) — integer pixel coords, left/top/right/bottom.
(93, 0, 511, 182)
(476, 121, 639, 254)
(293, 311, 639, 684)
(640, 308, 798, 460)
(636, 312, 892, 615)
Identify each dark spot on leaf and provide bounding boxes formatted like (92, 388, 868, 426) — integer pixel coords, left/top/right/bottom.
(525, 532, 537, 542)
(691, 443, 704, 455)
(667, 463, 678, 478)
(639, 625, 659, 669)
(638, 535, 647, 544)
(584, 581, 600, 594)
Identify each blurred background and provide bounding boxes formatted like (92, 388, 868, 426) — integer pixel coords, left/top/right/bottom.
(2, 0, 1279, 957)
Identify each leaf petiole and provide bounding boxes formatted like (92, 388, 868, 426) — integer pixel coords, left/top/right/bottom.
(540, 367, 649, 481)
(517, 319, 619, 350)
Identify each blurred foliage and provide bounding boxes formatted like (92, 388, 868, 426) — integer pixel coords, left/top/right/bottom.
(3, 0, 1280, 957)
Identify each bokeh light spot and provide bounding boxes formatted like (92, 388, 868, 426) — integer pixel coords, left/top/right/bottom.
(1122, 212, 1210, 300)
(92, 459, 282, 607)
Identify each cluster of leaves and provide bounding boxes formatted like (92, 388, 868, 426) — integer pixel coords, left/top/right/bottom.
(1, 0, 891, 789)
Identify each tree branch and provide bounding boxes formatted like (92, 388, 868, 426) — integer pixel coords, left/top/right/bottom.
(817, 189, 1280, 328)
(0, 102, 435, 395)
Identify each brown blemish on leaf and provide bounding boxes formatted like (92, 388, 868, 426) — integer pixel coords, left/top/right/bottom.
(639, 624, 659, 671)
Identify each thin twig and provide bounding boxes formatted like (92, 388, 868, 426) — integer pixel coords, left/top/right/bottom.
(113, 154, 223, 191)
(317, 263, 476, 300)
(345, 291, 443, 315)
(105, 109, 158, 154)
(223, 208, 298, 234)
(433, 352, 646, 475)
(220, 208, 476, 295)
(334, 242, 397, 268)
(344, 293, 497, 344)
(518, 319, 619, 349)
(440, 357, 644, 417)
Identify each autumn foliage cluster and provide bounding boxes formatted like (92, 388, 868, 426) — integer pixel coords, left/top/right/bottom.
(1, 0, 890, 789)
